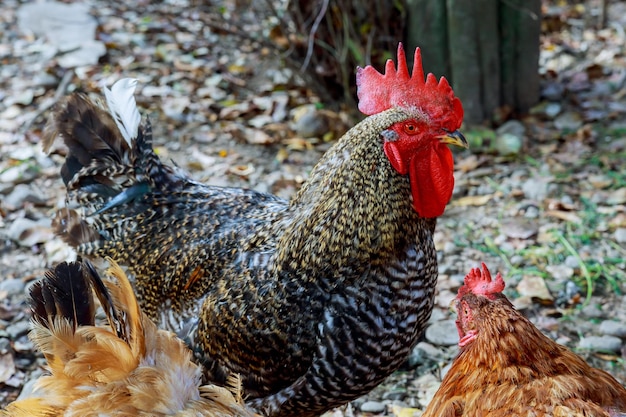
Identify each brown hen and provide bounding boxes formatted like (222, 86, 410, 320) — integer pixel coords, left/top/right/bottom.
(2, 260, 252, 417)
(43, 44, 467, 416)
(422, 263, 626, 417)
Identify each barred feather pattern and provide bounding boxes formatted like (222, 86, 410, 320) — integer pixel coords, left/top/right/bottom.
(45, 79, 444, 417)
(1, 260, 252, 417)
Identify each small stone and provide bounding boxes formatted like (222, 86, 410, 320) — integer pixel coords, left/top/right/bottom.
(542, 81, 565, 101)
(33, 72, 59, 88)
(14, 90, 34, 106)
(501, 219, 538, 239)
(0, 278, 26, 297)
(0, 163, 39, 184)
(382, 389, 407, 401)
(522, 177, 550, 201)
(614, 228, 626, 244)
(413, 342, 445, 361)
(494, 133, 523, 156)
(436, 289, 456, 309)
(5, 320, 30, 339)
(524, 205, 540, 219)
(7, 217, 54, 247)
(599, 320, 626, 338)
(425, 319, 459, 346)
(16, 377, 38, 401)
(530, 101, 561, 118)
(0, 352, 16, 384)
(554, 111, 583, 131)
(516, 275, 553, 301)
(564, 255, 580, 269)
(578, 335, 622, 353)
(494, 120, 525, 156)
(509, 255, 525, 267)
(0, 338, 10, 354)
(608, 188, 626, 205)
(544, 102, 562, 118)
(545, 264, 574, 281)
(292, 105, 329, 138)
(580, 303, 605, 319)
(427, 308, 445, 324)
(557, 280, 582, 304)
(359, 400, 386, 414)
(412, 373, 441, 408)
(496, 120, 526, 138)
(4, 184, 47, 211)
(442, 241, 456, 254)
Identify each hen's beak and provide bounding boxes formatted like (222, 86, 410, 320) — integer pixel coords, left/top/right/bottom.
(438, 130, 469, 149)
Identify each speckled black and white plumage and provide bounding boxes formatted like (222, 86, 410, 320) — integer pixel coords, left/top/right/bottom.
(44, 82, 443, 417)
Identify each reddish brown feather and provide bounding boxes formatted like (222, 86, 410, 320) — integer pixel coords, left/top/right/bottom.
(422, 265, 626, 417)
(52, 208, 100, 248)
(3, 260, 253, 416)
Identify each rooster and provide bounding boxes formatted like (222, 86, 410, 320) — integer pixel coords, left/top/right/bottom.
(422, 263, 626, 417)
(43, 44, 467, 417)
(1, 260, 252, 417)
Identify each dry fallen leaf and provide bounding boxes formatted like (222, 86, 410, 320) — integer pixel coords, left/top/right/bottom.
(391, 404, 421, 417)
(0, 352, 16, 384)
(282, 137, 315, 151)
(451, 193, 494, 207)
(228, 164, 255, 177)
(517, 275, 553, 303)
(545, 210, 582, 223)
(501, 218, 538, 240)
(246, 128, 277, 145)
(607, 188, 626, 205)
(455, 154, 482, 173)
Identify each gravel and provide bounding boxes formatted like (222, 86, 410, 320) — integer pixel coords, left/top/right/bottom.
(578, 336, 623, 353)
(425, 320, 460, 347)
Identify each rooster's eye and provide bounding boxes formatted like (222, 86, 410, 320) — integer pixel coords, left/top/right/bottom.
(403, 122, 418, 135)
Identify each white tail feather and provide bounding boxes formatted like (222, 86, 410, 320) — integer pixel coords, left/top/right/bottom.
(103, 78, 141, 147)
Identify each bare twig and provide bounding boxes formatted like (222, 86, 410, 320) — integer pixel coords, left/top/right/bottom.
(301, 0, 330, 72)
(20, 68, 74, 136)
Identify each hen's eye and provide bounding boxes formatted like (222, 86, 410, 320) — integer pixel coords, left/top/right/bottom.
(403, 122, 418, 135)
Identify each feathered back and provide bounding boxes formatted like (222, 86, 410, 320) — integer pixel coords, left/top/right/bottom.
(44, 79, 183, 250)
(2, 260, 253, 417)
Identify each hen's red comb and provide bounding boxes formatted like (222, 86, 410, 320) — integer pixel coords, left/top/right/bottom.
(457, 262, 505, 300)
(356, 44, 463, 130)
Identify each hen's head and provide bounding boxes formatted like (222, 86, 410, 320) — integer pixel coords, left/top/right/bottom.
(454, 263, 506, 347)
(356, 44, 467, 218)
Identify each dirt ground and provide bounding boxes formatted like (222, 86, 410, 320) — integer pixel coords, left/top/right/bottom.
(0, 0, 624, 415)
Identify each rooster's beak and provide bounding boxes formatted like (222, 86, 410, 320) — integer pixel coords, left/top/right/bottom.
(438, 130, 469, 149)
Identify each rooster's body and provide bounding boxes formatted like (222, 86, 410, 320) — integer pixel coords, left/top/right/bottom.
(44, 45, 467, 416)
(1, 261, 251, 417)
(422, 264, 626, 417)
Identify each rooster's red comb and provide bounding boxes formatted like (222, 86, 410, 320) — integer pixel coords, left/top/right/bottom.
(356, 44, 463, 130)
(457, 262, 505, 300)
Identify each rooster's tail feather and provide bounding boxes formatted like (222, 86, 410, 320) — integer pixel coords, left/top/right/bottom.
(43, 79, 181, 250)
(29, 261, 95, 331)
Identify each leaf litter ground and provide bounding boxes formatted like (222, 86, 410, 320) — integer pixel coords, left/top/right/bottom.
(0, 0, 624, 415)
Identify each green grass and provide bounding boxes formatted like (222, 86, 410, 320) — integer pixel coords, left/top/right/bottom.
(453, 149, 626, 304)
(466, 208, 625, 304)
